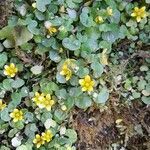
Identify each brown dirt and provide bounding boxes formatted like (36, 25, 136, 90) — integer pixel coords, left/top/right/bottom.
(0, 0, 9, 28)
(72, 95, 150, 150)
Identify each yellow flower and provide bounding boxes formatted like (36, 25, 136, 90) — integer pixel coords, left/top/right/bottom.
(95, 16, 104, 24)
(0, 99, 6, 111)
(43, 94, 55, 111)
(131, 6, 147, 22)
(41, 130, 53, 142)
(48, 26, 57, 35)
(10, 109, 23, 122)
(4, 63, 18, 77)
(107, 7, 113, 16)
(79, 75, 95, 92)
(60, 59, 76, 81)
(63, 59, 76, 68)
(32, 92, 45, 108)
(33, 134, 45, 148)
(60, 64, 72, 81)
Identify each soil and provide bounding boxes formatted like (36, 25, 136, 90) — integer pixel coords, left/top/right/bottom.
(72, 99, 150, 150)
(0, 0, 9, 28)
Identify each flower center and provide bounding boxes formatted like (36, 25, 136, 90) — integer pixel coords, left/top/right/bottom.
(85, 83, 90, 87)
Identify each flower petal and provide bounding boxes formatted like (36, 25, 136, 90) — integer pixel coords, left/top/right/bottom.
(131, 13, 136, 17)
(136, 16, 141, 22)
(79, 79, 84, 85)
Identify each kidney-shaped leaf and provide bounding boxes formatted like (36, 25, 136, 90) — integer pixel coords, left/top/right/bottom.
(94, 87, 109, 104)
(62, 37, 81, 51)
(36, 0, 51, 12)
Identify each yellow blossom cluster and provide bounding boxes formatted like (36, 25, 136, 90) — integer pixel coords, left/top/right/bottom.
(4, 63, 18, 78)
(95, 16, 104, 24)
(10, 109, 23, 122)
(79, 75, 95, 92)
(33, 130, 53, 148)
(95, 7, 113, 24)
(44, 21, 57, 35)
(0, 99, 6, 111)
(131, 6, 147, 22)
(107, 7, 113, 16)
(32, 92, 54, 111)
(47, 26, 57, 35)
(60, 59, 76, 81)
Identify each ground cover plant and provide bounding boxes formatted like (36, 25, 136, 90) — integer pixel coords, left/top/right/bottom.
(0, 0, 150, 149)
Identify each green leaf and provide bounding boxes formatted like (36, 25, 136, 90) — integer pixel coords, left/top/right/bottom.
(16, 145, 28, 150)
(54, 109, 67, 123)
(11, 78, 25, 89)
(40, 81, 59, 94)
(65, 129, 77, 144)
(16, 144, 32, 150)
(35, 44, 49, 55)
(69, 87, 82, 97)
(99, 41, 112, 51)
(105, 0, 117, 9)
(3, 79, 14, 91)
(65, 97, 74, 110)
(110, 10, 120, 24)
(132, 91, 141, 99)
(25, 124, 37, 139)
(0, 52, 7, 68)
(20, 87, 29, 97)
(62, 37, 81, 51)
(56, 72, 66, 84)
(11, 92, 22, 106)
(66, 0, 78, 9)
(1, 108, 11, 122)
(31, 65, 43, 75)
(75, 95, 92, 109)
(102, 31, 119, 43)
(137, 80, 147, 91)
(55, 89, 67, 99)
(7, 102, 16, 112)
(0, 26, 14, 40)
(24, 112, 34, 122)
(146, 0, 150, 3)
(99, 23, 118, 32)
(91, 62, 103, 78)
(42, 38, 54, 47)
(35, 10, 45, 21)
(36, 0, 51, 12)
(11, 121, 24, 129)
(49, 50, 61, 63)
(0, 146, 10, 150)
(27, 20, 40, 35)
(80, 7, 93, 27)
(94, 87, 109, 104)
(142, 96, 150, 104)
(13, 26, 33, 46)
(77, 67, 89, 78)
(41, 112, 52, 123)
(8, 128, 18, 138)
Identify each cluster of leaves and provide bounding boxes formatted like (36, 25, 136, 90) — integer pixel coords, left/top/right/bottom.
(0, 0, 150, 149)
(123, 64, 150, 104)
